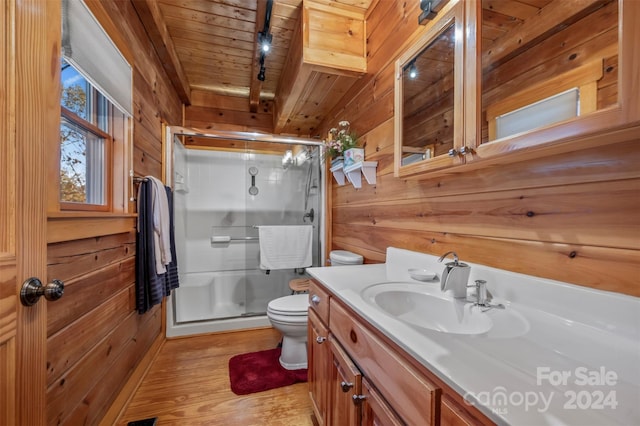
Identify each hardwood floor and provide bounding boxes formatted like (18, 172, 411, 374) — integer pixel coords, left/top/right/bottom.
(118, 328, 314, 426)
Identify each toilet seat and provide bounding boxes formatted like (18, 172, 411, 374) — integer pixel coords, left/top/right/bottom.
(267, 294, 308, 316)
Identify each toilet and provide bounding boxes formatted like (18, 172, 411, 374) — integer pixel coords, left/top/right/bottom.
(328, 250, 364, 266)
(266, 250, 364, 370)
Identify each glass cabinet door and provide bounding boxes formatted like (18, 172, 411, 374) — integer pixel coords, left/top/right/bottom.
(394, 1, 467, 178)
(477, 0, 638, 159)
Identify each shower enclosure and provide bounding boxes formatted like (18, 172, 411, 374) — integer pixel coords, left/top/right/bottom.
(164, 127, 324, 337)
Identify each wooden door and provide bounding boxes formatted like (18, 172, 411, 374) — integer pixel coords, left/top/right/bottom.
(1, 0, 58, 424)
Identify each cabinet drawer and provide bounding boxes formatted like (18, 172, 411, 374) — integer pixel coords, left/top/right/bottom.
(330, 300, 441, 425)
(309, 279, 330, 324)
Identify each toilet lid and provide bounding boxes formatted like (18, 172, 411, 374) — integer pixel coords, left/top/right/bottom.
(330, 250, 364, 264)
(268, 294, 309, 315)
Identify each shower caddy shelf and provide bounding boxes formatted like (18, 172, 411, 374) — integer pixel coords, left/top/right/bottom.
(330, 160, 377, 189)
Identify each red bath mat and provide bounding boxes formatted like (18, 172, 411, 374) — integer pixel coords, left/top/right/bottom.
(229, 347, 307, 395)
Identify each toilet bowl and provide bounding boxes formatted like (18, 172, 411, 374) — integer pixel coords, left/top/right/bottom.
(266, 250, 364, 370)
(267, 294, 309, 370)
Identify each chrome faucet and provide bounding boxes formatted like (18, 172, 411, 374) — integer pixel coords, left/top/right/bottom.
(438, 251, 470, 298)
(468, 280, 505, 311)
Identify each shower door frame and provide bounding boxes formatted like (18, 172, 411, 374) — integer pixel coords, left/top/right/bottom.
(163, 125, 327, 337)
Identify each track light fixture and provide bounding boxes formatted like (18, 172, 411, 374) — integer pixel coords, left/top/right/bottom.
(258, 31, 272, 53)
(256, 0, 274, 81)
(418, 0, 440, 25)
(258, 56, 266, 81)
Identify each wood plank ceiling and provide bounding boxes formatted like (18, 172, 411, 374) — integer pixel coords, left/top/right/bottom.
(139, 0, 561, 137)
(151, 0, 372, 107)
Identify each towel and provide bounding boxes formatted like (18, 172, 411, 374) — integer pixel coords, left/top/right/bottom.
(135, 180, 179, 314)
(258, 225, 313, 270)
(148, 176, 172, 274)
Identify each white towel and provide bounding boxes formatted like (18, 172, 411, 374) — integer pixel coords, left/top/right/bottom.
(258, 225, 313, 270)
(148, 176, 172, 274)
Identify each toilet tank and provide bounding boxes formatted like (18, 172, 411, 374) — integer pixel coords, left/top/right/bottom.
(329, 250, 364, 266)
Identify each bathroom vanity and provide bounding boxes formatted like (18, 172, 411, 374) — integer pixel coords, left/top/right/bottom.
(306, 248, 640, 425)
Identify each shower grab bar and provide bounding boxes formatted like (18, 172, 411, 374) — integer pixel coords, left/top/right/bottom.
(211, 235, 258, 243)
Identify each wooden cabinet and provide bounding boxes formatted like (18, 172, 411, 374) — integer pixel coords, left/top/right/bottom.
(394, 0, 640, 179)
(274, 1, 366, 135)
(394, 0, 472, 178)
(309, 309, 331, 425)
(476, 0, 640, 162)
(330, 300, 440, 425)
(308, 279, 494, 426)
(309, 279, 333, 425)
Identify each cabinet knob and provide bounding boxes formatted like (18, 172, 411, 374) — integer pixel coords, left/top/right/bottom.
(459, 146, 473, 155)
(448, 148, 458, 157)
(310, 294, 321, 305)
(341, 381, 354, 392)
(316, 336, 327, 344)
(352, 394, 366, 404)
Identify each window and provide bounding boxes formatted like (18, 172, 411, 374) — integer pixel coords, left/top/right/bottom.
(60, 60, 112, 208)
(58, 0, 132, 212)
(486, 60, 603, 141)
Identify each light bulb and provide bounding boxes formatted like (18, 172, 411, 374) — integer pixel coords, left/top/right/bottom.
(409, 62, 418, 79)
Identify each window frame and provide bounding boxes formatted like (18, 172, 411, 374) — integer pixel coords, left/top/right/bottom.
(59, 103, 114, 212)
(49, 0, 134, 218)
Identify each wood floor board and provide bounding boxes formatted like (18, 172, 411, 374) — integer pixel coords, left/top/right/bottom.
(118, 328, 313, 425)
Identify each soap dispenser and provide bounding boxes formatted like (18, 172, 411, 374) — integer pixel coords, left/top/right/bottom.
(438, 251, 470, 298)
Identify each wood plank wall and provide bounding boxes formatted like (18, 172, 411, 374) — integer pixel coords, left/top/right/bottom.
(45, 1, 182, 424)
(321, 0, 640, 297)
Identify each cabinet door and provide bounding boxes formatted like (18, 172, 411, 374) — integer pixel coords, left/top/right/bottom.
(478, 0, 640, 159)
(329, 337, 362, 426)
(361, 377, 405, 426)
(309, 309, 331, 425)
(441, 396, 480, 426)
(394, 0, 470, 178)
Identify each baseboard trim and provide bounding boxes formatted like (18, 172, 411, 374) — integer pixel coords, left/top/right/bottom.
(99, 332, 165, 426)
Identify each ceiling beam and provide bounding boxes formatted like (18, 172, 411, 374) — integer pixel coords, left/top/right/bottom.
(249, 0, 268, 113)
(132, 0, 192, 105)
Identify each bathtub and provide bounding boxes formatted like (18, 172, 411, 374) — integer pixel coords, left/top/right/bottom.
(166, 269, 297, 338)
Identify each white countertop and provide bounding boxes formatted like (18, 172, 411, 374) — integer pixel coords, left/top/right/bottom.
(307, 248, 640, 426)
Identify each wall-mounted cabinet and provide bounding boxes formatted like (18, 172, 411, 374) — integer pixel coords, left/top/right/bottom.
(477, 0, 639, 158)
(394, 0, 471, 178)
(274, 1, 367, 136)
(394, 0, 639, 179)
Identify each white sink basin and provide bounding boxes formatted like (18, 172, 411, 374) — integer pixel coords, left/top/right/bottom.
(361, 282, 529, 337)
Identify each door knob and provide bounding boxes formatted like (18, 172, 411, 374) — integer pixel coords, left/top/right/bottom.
(20, 277, 64, 306)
